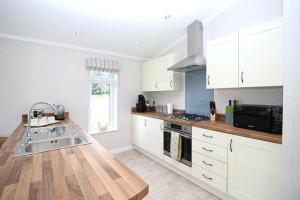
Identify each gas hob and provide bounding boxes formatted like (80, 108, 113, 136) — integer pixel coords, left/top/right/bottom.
(169, 113, 209, 121)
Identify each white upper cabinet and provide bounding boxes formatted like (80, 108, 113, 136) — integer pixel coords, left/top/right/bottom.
(239, 19, 283, 87)
(142, 59, 159, 91)
(142, 54, 182, 91)
(228, 135, 282, 200)
(206, 32, 239, 89)
(206, 18, 283, 89)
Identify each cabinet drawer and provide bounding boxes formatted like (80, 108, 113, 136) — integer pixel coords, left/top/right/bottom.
(192, 127, 228, 148)
(192, 140, 227, 163)
(192, 164, 227, 193)
(192, 152, 227, 178)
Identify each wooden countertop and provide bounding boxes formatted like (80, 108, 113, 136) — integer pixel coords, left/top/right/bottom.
(132, 111, 282, 144)
(0, 120, 149, 200)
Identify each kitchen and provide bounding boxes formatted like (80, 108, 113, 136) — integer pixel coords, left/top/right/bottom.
(0, 0, 299, 200)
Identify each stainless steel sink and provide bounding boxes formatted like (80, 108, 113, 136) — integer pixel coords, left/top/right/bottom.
(15, 125, 92, 157)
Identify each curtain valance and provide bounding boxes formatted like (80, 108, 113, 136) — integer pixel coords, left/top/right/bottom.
(86, 57, 120, 73)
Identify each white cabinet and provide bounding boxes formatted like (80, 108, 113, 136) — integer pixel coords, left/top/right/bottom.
(132, 114, 164, 158)
(228, 135, 282, 200)
(206, 32, 239, 89)
(142, 54, 183, 91)
(192, 127, 229, 193)
(239, 19, 283, 87)
(206, 18, 282, 89)
(142, 59, 159, 91)
(132, 114, 147, 149)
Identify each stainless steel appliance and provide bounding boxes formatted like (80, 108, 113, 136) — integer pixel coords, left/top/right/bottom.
(163, 121, 192, 167)
(233, 104, 283, 134)
(55, 105, 65, 120)
(168, 20, 206, 72)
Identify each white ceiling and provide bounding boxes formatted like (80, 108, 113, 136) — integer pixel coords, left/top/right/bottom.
(0, 0, 236, 60)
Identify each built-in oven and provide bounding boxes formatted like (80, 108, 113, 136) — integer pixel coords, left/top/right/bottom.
(163, 121, 192, 167)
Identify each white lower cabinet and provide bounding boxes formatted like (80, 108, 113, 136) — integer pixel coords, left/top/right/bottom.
(192, 164, 227, 193)
(228, 135, 282, 200)
(132, 114, 164, 158)
(132, 116, 282, 200)
(192, 127, 229, 194)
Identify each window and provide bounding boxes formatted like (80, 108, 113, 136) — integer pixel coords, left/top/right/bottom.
(89, 70, 117, 134)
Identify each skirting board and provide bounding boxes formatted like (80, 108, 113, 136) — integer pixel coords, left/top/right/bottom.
(133, 145, 236, 200)
(111, 145, 134, 154)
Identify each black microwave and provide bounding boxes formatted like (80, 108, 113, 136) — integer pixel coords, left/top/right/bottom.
(233, 104, 282, 134)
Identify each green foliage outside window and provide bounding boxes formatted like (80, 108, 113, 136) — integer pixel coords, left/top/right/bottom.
(91, 83, 110, 95)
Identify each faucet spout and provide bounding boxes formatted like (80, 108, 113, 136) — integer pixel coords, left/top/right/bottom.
(27, 102, 58, 138)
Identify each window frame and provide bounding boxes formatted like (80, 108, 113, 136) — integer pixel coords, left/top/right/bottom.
(88, 71, 118, 134)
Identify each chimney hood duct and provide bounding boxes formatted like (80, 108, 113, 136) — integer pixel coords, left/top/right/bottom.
(168, 20, 206, 72)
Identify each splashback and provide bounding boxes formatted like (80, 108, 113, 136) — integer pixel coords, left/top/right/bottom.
(185, 69, 214, 115)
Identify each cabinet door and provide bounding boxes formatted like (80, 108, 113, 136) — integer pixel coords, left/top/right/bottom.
(206, 32, 239, 89)
(239, 19, 283, 87)
(158, 54, 176, 91)
(147, 118, 164, 158)
(228, 135, 282, 200)
(142, 60, 159, 91)
(132, 115, 147, 149)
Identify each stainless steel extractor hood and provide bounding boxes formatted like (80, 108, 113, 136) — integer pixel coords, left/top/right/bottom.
(168, 20, 206, 72)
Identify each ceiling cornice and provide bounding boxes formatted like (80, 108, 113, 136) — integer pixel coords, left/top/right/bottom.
(0, 33, 148, 61)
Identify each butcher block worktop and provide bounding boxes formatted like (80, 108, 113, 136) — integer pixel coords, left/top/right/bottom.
(0, 120, 148, 200)
(132, 111, 282, 144)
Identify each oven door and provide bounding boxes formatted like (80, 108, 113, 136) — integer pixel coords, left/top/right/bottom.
(163, 130, 192, 167)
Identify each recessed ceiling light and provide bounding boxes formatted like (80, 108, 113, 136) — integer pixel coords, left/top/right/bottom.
(135, 45, 139, 49)
(164, 15, 171, 20)
(74, 32, 82, 37)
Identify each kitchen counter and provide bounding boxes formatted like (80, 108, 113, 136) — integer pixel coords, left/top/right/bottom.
(0, 119, 149, 200)
(132, 111, 282, 144)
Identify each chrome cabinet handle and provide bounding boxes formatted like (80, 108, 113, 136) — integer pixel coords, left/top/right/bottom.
(170, 80, 173, 88)
(230, 139, 233, 152)
(160, 123, 163, 131)
(155, 81, 158, 89)
(207, 75, 210, 85)
(241, 71, 244, 83)
(144, 119, 147, 127)
(202, 147, 213, 152)
(202, 174, 213, 181)
(202, 160, 213, 167)
(202, 134, 213, 138)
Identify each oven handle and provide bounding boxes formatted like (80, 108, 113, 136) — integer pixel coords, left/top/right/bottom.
(163, 129, 191, 139)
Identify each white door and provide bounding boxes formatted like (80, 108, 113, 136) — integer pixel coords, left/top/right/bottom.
(228, 135, 282, 200)
(159, 54, 176, 91)
(206, 32, 239, 89)
(142, 60, 159, 91)
(147, 118, 164, 158)
(239, 19, 283, 87)
(132, 115, 148, 149)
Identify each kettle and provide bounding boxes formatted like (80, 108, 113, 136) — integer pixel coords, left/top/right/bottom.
(55, 105, 65, 120)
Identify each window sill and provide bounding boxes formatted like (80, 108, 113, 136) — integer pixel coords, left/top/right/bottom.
(89, 129, 118, 135)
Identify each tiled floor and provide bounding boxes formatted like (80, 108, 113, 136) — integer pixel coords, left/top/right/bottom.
(116, 150, 220, 200)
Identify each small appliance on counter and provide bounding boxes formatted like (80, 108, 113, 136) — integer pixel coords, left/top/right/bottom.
(136, 95, 147, 112)
(55, 105, 65, 120)
(233, 104, 283, 134)
(167, 103, 173, 115)
(210, 101, 216, 121)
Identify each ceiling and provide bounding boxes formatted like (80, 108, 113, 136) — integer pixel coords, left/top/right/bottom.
(0, 0, 236, 60)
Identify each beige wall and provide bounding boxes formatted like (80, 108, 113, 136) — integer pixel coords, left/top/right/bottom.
(0, 38, 143, 150)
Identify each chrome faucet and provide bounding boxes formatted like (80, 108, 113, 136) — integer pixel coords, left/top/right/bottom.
(27, 102, 57, 140)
